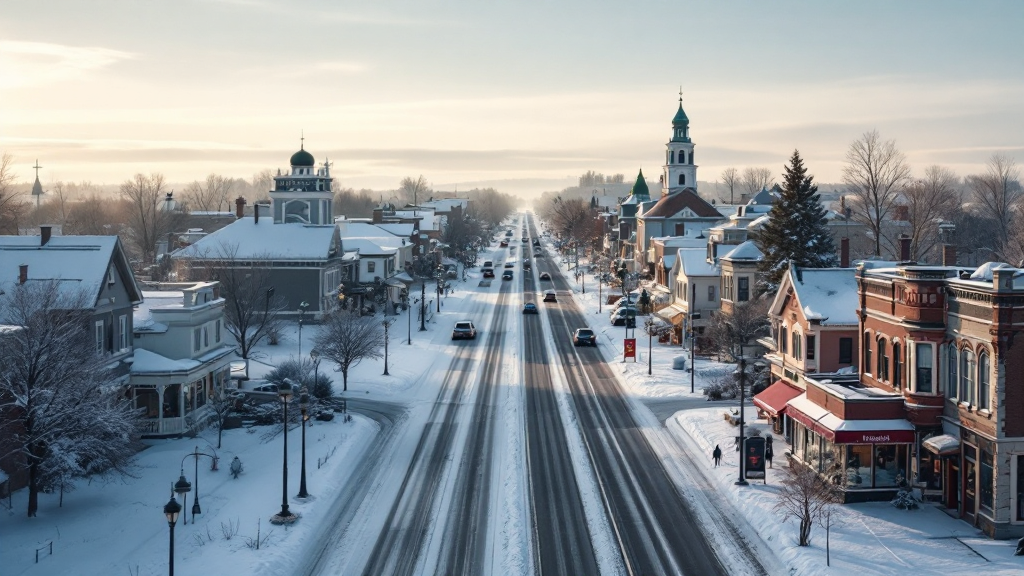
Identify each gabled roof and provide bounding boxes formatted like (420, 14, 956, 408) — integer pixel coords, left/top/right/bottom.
(749, 187, 778, 206)
(678, 248, 720, 277)
(173, 218, 338, 260)
(642, 188, 722, 219)
(0, 234, 142, 305)
(772, 265, 858, 325)
(343, 238, 397, 257)
(720, 240, 763, 261)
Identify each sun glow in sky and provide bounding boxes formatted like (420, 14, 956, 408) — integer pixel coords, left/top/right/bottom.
(2, 0, 1022, 196)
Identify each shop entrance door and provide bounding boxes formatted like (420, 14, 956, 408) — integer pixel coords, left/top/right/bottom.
(946, 461, 960, 510)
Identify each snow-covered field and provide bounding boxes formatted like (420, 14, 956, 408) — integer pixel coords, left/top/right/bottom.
(2, 230, 1022, 576)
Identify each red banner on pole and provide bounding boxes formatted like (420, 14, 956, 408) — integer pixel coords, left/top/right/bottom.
(624, 338, 636, 359)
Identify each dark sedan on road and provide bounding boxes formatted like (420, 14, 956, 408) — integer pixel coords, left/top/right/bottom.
(573, 328, 597, 346)
(502, 270, 514, 280)
(543, 290, 557, 302)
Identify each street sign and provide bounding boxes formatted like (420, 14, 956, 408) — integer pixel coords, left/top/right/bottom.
(744, 436, 766, 480)
(624, 338, 636, 359)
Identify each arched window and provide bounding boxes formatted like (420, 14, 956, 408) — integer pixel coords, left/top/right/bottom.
(678, 174, 685, 186)
(864, 333, 872, 375)
(960, 348, 975, 405)
(670, 151, 675, 164)
(978, 352, 990, 410)
(892, 342, 902, 389)
(877, 337, 888, 381)
(947, 343, 958, 398)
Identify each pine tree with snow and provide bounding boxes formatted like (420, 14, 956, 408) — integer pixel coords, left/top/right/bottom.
(756, 150, 838, 292)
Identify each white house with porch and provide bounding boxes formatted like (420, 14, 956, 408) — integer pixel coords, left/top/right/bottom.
(130, 282, 235, 437)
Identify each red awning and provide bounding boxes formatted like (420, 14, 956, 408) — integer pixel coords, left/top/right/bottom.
(785, 395, 916, 444)
(752, 380, 801, 417)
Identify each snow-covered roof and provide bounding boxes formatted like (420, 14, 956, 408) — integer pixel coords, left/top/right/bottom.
(134, 291, 185, 333)
(0, 235, 135, 303)
(337, 222, 402, 240)
(376, 223, 415, 237)
(969, 261, 1018, 281)
(678, 248, 719, 277)
(720, 240, 763, 261)
(662, 254, 676, 269)
(344, 238, 397, 257)
(130, 348, 201, 374)
(790, 267, 859, 325)
(173, 218, 338, 260)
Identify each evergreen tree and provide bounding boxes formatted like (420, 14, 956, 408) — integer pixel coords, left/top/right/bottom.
(756, 150, 838, 292)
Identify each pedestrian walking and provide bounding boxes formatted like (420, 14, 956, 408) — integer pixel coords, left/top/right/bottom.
(230, 456, 243, 479)
(712, 445, 722, 467)
(765, 444, 774, 468)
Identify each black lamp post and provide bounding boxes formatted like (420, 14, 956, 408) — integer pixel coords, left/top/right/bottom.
(436, 266, 444, 312)
(382, 318, 393, 376)
(271, 381, 297, 523)
(173, 473, 191, 525)
(419, 281, 427, 331)
(297, 386, 310, 499)
(735, 355, 749, 486)
(180, 446, 216, 524)
(163, 492, 182, 576)
(297, 301, 310, 360)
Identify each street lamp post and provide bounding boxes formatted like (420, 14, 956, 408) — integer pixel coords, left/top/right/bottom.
(163, 492, 182, 576)
(271, 381, 297, 524)
(736, 355, 749, 486)
(382, 319, 393, 376)
(645, 317, 654, 375)
(419, 281, 427, 331)
(297, 387, 310, 499)
(180, 446, 217, 524)
(690, 283, 701, 394)
(173, 472, 191, 525)
(297, 301, 310, 360)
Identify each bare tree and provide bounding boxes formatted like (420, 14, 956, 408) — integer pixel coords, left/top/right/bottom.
(0, 152, 28, 234)
(312, 311, 385, 392)
(721, 167, 740, 204)
(184, 174, 235, 213)
(902, 165, 961, 262)
(842, 130, 912, 256)
(65, 194, 123, 236)
(334, 187, 377, 218)
(705, 298, 770, 359)
(774, 458, 843, 546)
(399, 175, 431, 207)
(206, 386, 237, 450)
(741, 167, 775, 197)
(0, 281, 140, 517)
(119, 173, 184, 266)
(966, 154, 1022, 259)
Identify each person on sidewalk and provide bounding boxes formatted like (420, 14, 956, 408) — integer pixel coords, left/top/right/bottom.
(765, 444, 774, 468)
(712, 445, 722, 467)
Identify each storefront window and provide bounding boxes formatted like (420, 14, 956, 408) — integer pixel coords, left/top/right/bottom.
(873, 445, 908, 488)
(846, 445, 872, 488)
(960, 349, 975, 406)
(807, 430, 822, 471)
(916, 343, 933, 393)
(980, 448, 994, 512)
(1016, 455, 1024, 522)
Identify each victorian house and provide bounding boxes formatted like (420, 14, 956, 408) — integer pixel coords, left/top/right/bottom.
(130, 282, 234, 438)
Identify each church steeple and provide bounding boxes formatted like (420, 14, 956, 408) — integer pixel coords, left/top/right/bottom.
(663, 90, 697, 194)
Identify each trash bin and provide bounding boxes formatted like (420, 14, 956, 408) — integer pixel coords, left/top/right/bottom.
(672, 356, 687, 370)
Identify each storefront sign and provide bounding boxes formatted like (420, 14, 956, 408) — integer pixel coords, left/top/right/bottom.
(745, 436, 766, 479)
(832, 430, 916, 444)
(623, 338, 636, 359)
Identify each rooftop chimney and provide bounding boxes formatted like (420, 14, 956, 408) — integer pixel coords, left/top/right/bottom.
(254, 203, 260, 224)
(942, 244, 957, 267)
(235, 196, 246, 219)
(372, 208, 383, 224)
(19, 264, 28, 285)
(840, 237, 850, 268)
(898, 235, 911, 262)
(40, 225, 52, 246)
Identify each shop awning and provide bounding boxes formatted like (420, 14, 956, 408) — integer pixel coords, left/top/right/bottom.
(752, 380, 802, 417)
(923, 434, 960, 456)
(786, 394, 916, 444)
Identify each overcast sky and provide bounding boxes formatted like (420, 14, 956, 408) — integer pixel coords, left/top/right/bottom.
(2, 0, 1022, 195)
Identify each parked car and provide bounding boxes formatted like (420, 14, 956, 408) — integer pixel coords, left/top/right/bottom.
(502, 270, 514, 280)
(539, 272, 551, 281)
(522, 302, 538, 314)
(505, 261, 515, 268)
(610, 307, 637, 327)
(573, 328, 597, 347)
(523, 260, 532, 271)
(483, 260, 493, 268)
(533, 239, 541, 246)
(452, 321, 477, 340)
(543, 290, 557, 302)
(500, 240, 509, 247)
(252, 383, 279, 393)
(522, 237, 528, 244)
(482, 267, 495, 278)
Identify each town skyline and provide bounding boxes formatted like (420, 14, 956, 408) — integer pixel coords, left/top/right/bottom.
(2, 0, 1022, 195)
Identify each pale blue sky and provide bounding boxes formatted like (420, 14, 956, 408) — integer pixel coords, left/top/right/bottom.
(2, 0, 1022, 195)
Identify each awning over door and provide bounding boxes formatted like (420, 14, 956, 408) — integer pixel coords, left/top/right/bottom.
(923, 434, 960, 456)
(752, 380, 802, 417)
(786, 394, 916, 444)
(655, 305, 687, 325)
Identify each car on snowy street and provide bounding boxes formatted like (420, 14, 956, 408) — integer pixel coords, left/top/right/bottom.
(522, 302, 538, 314)
(539, 272, 551, 281)
(573, 328, 597, 346)
(452, 321, 477, 340)
(543, 290, 557, 302)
